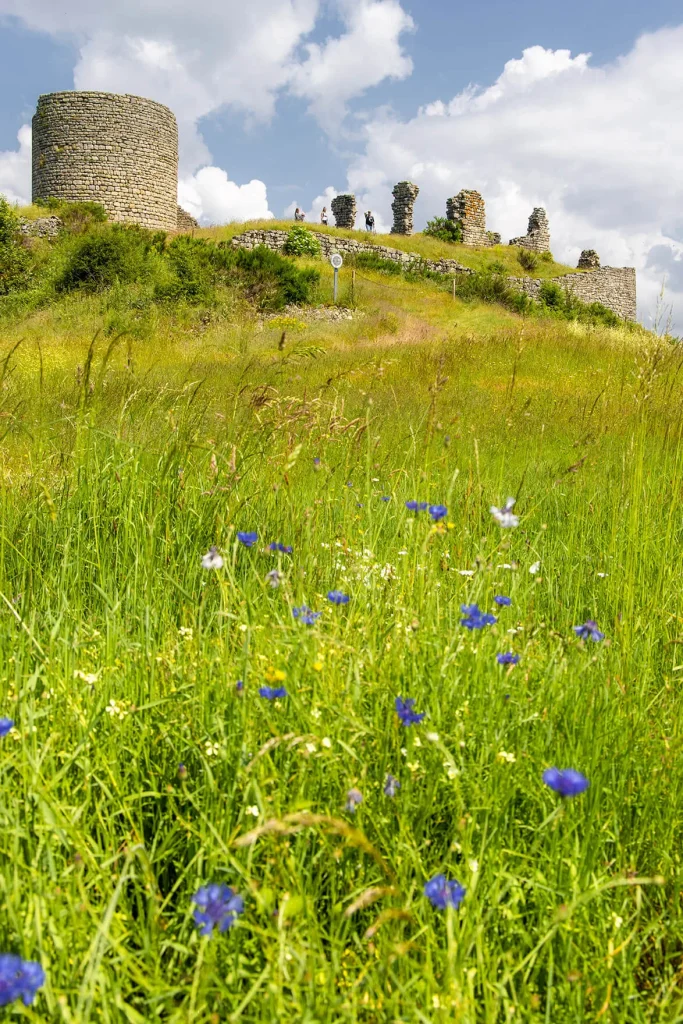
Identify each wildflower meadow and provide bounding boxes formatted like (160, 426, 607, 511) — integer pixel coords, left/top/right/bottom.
(0, 268, 682, 1021)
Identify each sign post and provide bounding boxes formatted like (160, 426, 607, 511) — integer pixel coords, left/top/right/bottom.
(330, 252, 343, 302)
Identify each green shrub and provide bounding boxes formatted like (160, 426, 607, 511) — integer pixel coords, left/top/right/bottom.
(283, 226, 321, 258)
(0, 195, 31, 295)
(353, 252, 403, 276)
(517, 249, 539, 272)
(233, 246, 320, 309)
(155, 235, 220, 302)
(34, 197, 107, 234)
(424, 216, 462, 244)
(540, 250, 554, 263)
(538, 281, 565, 308)
(56, 225, 156, 292)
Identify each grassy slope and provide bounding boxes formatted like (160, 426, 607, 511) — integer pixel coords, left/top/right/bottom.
(0, 267, 682, 1021)
(197, 218, 582, 279)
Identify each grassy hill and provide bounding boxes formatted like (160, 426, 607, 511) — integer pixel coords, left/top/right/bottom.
(198, 217, 582, 279)
(0, 198, 682, 1021)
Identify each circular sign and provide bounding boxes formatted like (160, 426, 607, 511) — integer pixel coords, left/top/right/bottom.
(330, 253, 343, 270)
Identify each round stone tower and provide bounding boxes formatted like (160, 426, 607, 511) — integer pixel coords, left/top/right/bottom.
(32, 91, 178, 231)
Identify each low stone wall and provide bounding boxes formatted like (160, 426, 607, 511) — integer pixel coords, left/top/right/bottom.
(231, 228, 637, 322)
(230, 229, 471, 275)
(508, 267, 637, 322)
(19, 216, 62, 237)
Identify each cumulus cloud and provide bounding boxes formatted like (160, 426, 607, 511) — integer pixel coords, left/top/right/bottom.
(0, 125, 32, 206)
(346, 31, 683, 328)
(179, 167, 273, 224)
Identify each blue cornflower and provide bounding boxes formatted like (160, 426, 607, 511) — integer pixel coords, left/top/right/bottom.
(543, 767, 589, 797)
(346, 481, 353, 488)
(0, 718, 14, 738)
(268, 542, 293, 554)
(237, 531, 258, 548)
(292, 606, 321, 625)
(327, 590, 350, 605)
(345, 787, 363, 812)
(177, 763, 188, 780)
(0, 954, 45, 1007)
(424, 874, 466, 910)
(405, 500, 429, 512)
(461, 604, 497, 629)
(259, 686, 288, 700)
(313, 457, 321, 468)
(384, 774, 400, 797)
(192, 883, 244, 936)
(573, 620, 605, 642)
(395, 696, 425, 726)
(494, 595, 512, 607)
(428, 504, 448, 522)
(236, 680, 244, 693)
(381, 496, 391, 503)
(496, 652, 520, 666)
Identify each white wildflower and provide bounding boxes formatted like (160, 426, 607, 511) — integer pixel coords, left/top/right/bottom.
(247, 805, 259, 817)
(202, 546, 224, 570)
(458, 570, 475, 577)
(265, 569, 281, 588)
(529, 560, 541, 575)
(490, 498, 519, 528)
(322, 737, 332, 749)
(497, 750, 516, 763)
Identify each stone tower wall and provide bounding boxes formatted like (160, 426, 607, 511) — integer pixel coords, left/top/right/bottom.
(32, 91, 178, 232)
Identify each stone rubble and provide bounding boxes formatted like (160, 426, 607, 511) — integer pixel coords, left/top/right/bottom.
(19, 216, 62, 238)
(578, 249, 600, 269)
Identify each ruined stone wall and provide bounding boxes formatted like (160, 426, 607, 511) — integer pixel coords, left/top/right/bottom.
(32, 91, 178, 232)
(391, 182, 419, 235)
(509, 208, 551, 253)
(331, 195, 356, 229)
(177, 205, 199, 232)
(231, 229, 636, 322)
(446, 190, 490, 246)
(508, 267, 637, 321)
(230, 229, 470, 275)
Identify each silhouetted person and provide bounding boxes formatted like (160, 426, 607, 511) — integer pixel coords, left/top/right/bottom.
(365, 210, 375, 232)
(321, 207, 328, 226)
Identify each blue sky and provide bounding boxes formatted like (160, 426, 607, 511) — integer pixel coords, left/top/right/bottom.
(1, 0, 683, 325)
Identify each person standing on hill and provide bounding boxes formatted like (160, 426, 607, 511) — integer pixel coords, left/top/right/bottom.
(365, 211, 375, 232)
(294, 208, 302, 222)
(321, 207, 328, 226)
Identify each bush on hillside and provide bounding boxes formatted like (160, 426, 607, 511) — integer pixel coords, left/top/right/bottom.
(0, 195, 31, 295)
(283, 226, 321, 258)
(34, 197, 107, 234)
(424, 216, 462, 244)
(517, 248, 539, 272)
(232, 245, 320, 309)
(352, 252, 403, 275)
(56, 224, 159, 292)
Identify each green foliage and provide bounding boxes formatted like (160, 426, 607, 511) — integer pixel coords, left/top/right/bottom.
(540, 250, 554, 263)
(34, 197, 107, 233)
(232, 245, 320, 309)
(353, 251, 403, 275)
(424, 215, 462, 244)
(283, 225, 322, 258)
(0, 195, 31, 295)
(56, 224, 157, 292)
(517, 248, 539, 272)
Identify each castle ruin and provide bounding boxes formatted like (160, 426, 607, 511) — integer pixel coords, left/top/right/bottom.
(31, 91, 192, 232)
(509, 207, 551, 253)
(391, 182, 420, 235)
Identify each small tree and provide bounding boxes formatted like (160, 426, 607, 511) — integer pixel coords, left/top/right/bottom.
(0, 195, 31, 295)
(283, 226, 321, 258)
(424, 216, 462, 244)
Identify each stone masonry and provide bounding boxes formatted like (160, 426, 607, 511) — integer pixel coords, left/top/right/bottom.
(578, 249, 600, 269)
(446, 190, 491, 247)
(177, 205, 199, 232)
(19, 216, 62, 238)
(32, 91, 178, 232)
(508, 267, 636, 321)
(331, 195, 357, 229)
(230, 228, 636, 322)
(509, 208, 551, 253)
(391, 181, 420, 235)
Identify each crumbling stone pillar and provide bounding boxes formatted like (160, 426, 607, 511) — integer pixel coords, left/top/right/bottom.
(391, 181, 419, 235)
(578, 249, 600, 269)
(510, 208, 550, 253)
(446, 190, 492, 246)
(331, 194, 357, 229)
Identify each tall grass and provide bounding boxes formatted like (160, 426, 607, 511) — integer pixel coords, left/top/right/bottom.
(0, 278, 682, 1021)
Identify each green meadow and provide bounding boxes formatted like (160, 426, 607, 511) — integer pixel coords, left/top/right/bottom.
(1, 207, 682, 1021)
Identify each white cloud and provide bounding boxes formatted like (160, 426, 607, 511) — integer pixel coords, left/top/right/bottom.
(0, 125, 32, 206)
(344, 31, 683, 328)
(289, 0, 414, 121)
(285, 184, 390, 232)
(179, 166, 273, 224)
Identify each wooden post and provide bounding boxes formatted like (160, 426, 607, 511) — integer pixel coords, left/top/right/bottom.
(351, 269, 356, 306)
(452, 278, 456, 300)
